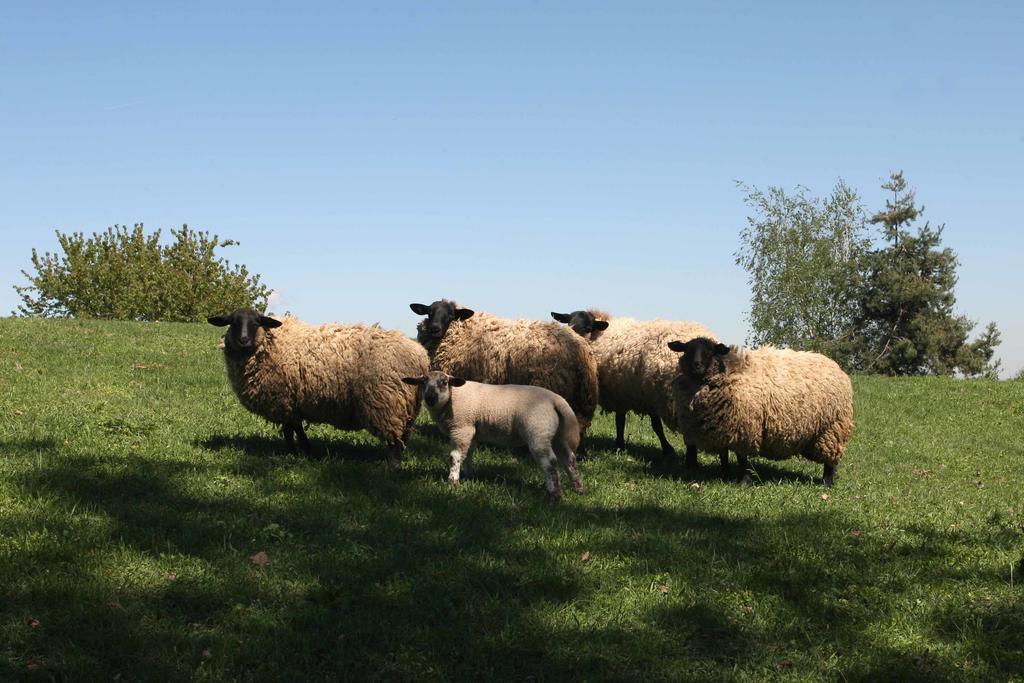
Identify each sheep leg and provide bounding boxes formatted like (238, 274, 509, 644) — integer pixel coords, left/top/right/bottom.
(576, 439, 589, 460)
(823, 462, 838, 487)
(683, 443, 700, 470)
(447, 448, 468, 485)
(448, 431, 475, 486)
(530, 445, 562, 502)
(282, 424, 297, 454)
(386, 443, 404, 469)
(555, 444, 585, 495)
(283, 422, 311, 455)
(461, 444, 477, 479)
(294, 422, 312, 455)
(736, 452, 753, 486)
(719, 449, 731, 480)
(650, 415, 677, 459)
(401, 420, 416, 449)
(614, 412, 627, 451)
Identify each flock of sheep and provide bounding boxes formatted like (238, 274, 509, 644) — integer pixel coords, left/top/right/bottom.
(208, 299, 854, 501)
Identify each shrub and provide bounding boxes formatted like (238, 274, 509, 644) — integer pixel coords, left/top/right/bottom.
(13, 224, 270, 321)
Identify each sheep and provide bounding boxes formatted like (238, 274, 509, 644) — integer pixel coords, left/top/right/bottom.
(667, 336, 853, 486)
(409, 300, 599, 443)
(402, 370, 585, 501)
(208, 308, 428, 465)
(551, 309, 717, 465)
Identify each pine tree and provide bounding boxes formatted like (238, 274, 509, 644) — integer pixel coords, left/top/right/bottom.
(853, 173, 1000, 377)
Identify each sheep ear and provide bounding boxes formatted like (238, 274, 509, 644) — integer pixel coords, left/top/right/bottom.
(667, 340, 687, 352)
(714, 343, 730, 355)
(259, 316, 282, 329)
(448, 377, 466, 387)
(401, 376, 424, 385)
(410, 303, 431, 315)
(551, 312, 571, 323)
(454, 308, 474, 320)
(207, 315, 232, 327)
(592, 320, 609, 331)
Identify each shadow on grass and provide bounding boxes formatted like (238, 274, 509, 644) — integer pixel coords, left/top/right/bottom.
(931, 600, 1024, 678)
(3, 449, 1019, 681)
(582, 431, 821, 486)
(0, 436, 59, 452)
(200, 432, 390, 463)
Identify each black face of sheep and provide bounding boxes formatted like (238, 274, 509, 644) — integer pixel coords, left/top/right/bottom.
(402, 371, 466, 408)
(208, 309, 282, 355)
(409, 301, 475, 340)
(668, 337, 730, 383)
(551, 311, 609, 339)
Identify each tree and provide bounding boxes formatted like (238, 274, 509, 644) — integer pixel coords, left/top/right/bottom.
(736, 172, 1002, 377)
(14, 224, 271, 322)
(734, 180, 869, 367)
(853, 173, 1001, 377)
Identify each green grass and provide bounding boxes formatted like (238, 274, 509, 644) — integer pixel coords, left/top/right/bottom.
(1, 317, 1022, 681)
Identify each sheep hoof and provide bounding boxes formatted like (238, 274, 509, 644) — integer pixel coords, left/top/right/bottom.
(546, 490, 562, 504)
(738, 472, 753, 486)
(447, 477, 460, 487)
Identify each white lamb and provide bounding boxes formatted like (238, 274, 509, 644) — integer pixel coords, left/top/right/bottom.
(403, 371, 585, 502)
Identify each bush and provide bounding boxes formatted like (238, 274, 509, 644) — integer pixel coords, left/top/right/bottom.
(13, 224, 270, 321)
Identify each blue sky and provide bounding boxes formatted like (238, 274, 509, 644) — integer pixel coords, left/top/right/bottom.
(2, 2, 1021, 375)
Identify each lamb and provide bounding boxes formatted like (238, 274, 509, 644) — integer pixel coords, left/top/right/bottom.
(667, 336, 853, 486)
(409, 300, 599, 441)
(402, 370, 585, 501)
(551, 309, 717, 464)
(208, 308, 428, 465)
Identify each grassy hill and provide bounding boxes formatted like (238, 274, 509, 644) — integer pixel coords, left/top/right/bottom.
(1, 317, 1022, 681)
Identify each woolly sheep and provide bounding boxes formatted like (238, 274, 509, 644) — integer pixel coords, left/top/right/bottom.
(208, 308, 428, 464)
(402, 370, 585, 501)
(667, 336, 853, 486)
(551, 309, 717, 464)
(409, 300, 599, 442)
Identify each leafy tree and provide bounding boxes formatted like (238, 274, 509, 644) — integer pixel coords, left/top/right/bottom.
(14, 224, 270, 322)
(853, 173, 1001, 377)
(734, 180, 869, 366)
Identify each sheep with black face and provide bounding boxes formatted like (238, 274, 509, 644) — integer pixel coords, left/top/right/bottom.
(551, 309, 717, 463)
(550, 310, 609, 341)
(208, 309, 428, 463)
(409, 300, 599, 442)
(403, 370, 585, 501)
(668, 336, 853, 486)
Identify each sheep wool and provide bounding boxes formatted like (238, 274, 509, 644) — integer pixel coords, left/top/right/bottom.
(674, 345, 854, 468)
(591, 314, 718, 425)
(418, 306, 599, 435)
(223, 317, 428, 452)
